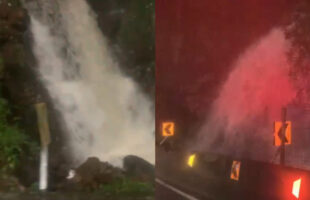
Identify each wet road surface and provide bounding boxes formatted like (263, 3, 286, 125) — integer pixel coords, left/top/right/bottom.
(155, 178, 200, 200)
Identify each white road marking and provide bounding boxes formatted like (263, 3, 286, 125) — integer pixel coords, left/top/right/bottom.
(156, 178, 200, 200)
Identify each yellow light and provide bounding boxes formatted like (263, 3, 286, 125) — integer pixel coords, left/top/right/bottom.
(292, 178, 301, 199)
(187, 154, 196, 167)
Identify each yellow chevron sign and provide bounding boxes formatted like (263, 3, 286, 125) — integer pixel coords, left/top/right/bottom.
(230, 160, 241, 181)
(274, 121, 291, 146)
(162, 122, 175, 136)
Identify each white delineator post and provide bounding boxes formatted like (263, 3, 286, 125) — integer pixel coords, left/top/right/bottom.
(35, 103, 51, 191)
(39, 145, 48, 190)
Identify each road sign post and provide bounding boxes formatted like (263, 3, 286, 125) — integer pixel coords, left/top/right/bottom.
(280, 107, 286, 165)
(35, 103, 51, 191)
(160, 136, 169, 145)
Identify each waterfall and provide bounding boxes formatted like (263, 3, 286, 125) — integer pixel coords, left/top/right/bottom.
(23, 0, 154, 166)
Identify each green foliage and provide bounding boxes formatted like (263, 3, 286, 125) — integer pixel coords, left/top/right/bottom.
(285, 0, 310, 102)
(98, 178, 154, 197)
(29, 182, 39, 192)
(0, 98, 38, 174)
(0, 56, 3, 78)
(88, 0, 155, 94)
(116, 0, 155, 91)
(286, 1, 310, 74)
(118, 0, 155, 53)
(2, 0, 21, 7)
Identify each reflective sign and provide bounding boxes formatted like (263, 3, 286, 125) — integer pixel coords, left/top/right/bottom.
(187, 154, 196, 167)
(230, 161, 241, 181)
(274, 121, 292, 146)
(292, 178, 301, 199)
(162, 122, 175, 136)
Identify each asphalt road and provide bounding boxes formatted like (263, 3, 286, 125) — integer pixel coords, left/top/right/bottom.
(155, 145, 263, 200)
(155, 147, 219, 200)
(155, 145, 304, 200)
(155, 178, 200, 200)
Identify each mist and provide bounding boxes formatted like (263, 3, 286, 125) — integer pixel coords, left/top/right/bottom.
(194, 29, 298, 164)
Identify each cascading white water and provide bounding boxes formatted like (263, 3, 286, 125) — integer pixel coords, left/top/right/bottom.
(24, 0, 154, 166)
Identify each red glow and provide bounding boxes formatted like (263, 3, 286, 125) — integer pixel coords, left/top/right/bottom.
(292, 178, 301, 199)
(196, 30, 297, 155)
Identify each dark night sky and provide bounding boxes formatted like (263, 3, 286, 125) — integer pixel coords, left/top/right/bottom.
(156, 0, 298, 139)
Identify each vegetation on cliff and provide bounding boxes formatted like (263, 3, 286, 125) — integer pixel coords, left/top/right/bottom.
(0, 96, 37, 175)
(286, 0, 310, 102)
(87, 0, 155, 96)
(0, 0, 38, 180)
(97, 178, 154, 197)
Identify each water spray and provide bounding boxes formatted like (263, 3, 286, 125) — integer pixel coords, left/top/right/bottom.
(195, 29, 296, 163)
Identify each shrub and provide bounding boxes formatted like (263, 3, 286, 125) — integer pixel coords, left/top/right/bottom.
(98, 178, 154, 197)
(0, 98, 38, 174)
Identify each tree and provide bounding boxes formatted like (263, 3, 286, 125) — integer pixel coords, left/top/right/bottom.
(285, 0, 310, 103)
